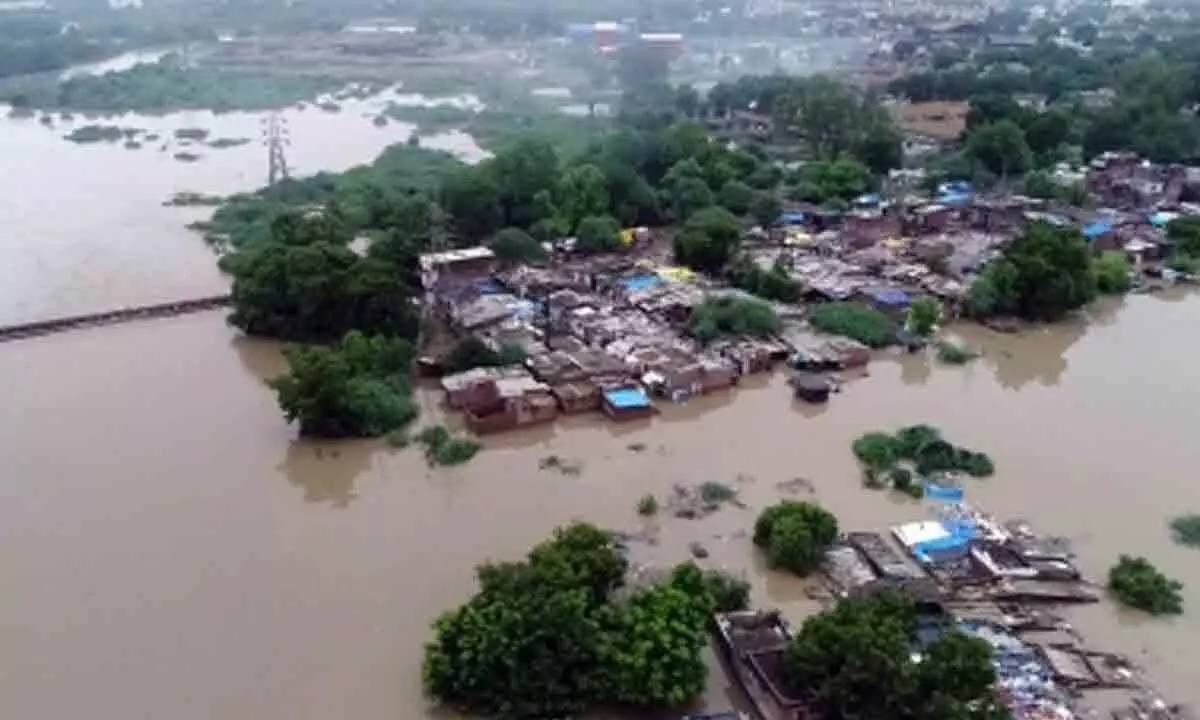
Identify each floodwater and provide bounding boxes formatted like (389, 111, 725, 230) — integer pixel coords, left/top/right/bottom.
(2, 54, 1200, 720)
(0, 82, 485, 325)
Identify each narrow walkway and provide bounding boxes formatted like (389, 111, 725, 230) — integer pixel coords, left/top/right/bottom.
(0, 295, 231, 343)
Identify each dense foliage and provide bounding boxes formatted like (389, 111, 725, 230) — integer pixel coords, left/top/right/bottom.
(269, 331, 417, 438)
(852, 425, 995, 487)
(224, 211, 420, 342)
(422, 524, 747, 717)
(967, 222, 1097, 321)
(1108, 555, 1184, 615)
(906, 296, 941, 336)
(414, 425, 482, 466)
(729, 254, 802, 303)
(1094, 251, 1132, 294)
(5, 57, 345, 112)
(752, 501, 839, 576)
(809, 302, 898, 348)
(673, 205, 743, 273)
(1166, 216, 1200, 274)
(688, 295, 781, 342)
(786, 590, 1007, 720)
(1169, 514, 1200, 549)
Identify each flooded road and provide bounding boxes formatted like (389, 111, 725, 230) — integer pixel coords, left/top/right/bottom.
(1, 292, 1199, 719)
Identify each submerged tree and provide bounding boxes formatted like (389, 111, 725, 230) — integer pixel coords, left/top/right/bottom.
(786, 590, 1007, 720)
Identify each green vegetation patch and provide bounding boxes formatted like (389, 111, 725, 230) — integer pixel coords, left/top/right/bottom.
(688, 295, 781, 343)
(809, 302, 897, 348)
(5, 57, 348, 113)
(752, 501, 839, 576)
(1169, 514, 1200, 549)
(852, 424, 995, 491)
(269, 331, 417, 439)
(1108, 555, 1184, 615)
(936, 340, 980, 365)
(421, 524, 749, 716)
(415, 425, 481, 467)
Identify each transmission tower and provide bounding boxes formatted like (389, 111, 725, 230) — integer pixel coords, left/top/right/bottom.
(261, 113, 290, 186)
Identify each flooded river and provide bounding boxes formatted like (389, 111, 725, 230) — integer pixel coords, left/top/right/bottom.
(1, 55, 1199, 720)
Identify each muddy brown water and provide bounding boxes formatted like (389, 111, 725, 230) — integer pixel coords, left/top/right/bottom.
(1, 57, 1198, 718)
(2, 292, 1199, 719)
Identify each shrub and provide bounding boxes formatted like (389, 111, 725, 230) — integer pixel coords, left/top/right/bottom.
(637, 493, 659, 516)
(890, 467, 915, 492)
(699, 481, 737, 503)
(1108, 555, 1184, 615)
(809, 302, 897, 348)
(1095, 251, 1132, 294)
(688, 296, 781, 342)
(852, 432, 900, 471)
(936, 340, 979, 364)
(416, 424, 481, 467)
(905, 296, 941, 336)
(1169, 514, 1200, 549)
(753, 501, 839, 576)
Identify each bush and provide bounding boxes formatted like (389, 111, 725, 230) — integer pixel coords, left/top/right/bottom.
(1095, 251, 1132, 294)
(809, 302, 897, 348)
(889, 467, 915, 492)
(936, 340, 979, 364)
(852, 432, 900, 471)
(905, 296, 941, 336)
(489, 227, 546, 263)
(1108, 555, 1184, 615)
(423, 525, 723, 716)
(753, 501, 839, 576)
(416, 425, 481, 467)
(699, 481, 737, 503)
(443, 337, 528, 374)
(688, 296, 781, 342)
(269, 331, 417, 438)
(576, 215, 622, 253)
(637, 493, 659, 516)
(1169, 514, 1200, 548)
(852, 425, 995, 480)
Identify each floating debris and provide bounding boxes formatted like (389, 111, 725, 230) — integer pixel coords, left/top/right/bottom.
(538, 454, 582, 476)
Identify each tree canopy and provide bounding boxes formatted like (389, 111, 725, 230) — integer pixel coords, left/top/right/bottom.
(786, 590, 1007, 720)
(968, 222, 1097, 321)
(268, 331, 417, 438)
(422, 523, 749, 718)
(752, 501, 839, 576)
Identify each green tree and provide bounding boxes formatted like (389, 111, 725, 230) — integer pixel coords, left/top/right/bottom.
(750, 191, 783, 228)
(1108, 555, 1184, 615)
(906, 296, 941, 336)
(852, 432, 900, 473)
(982, 222, 1097, 321)
(488, 227, 546, 263)
(1094, 251, 1131, 294)
(752, 501, 839, 576)
(575, 214, 622, 254)
(673, 206, 742, 274)
(269, 332, 417, 438)
(606, 582, 709, 706)
(556, 163, 611, 232)
(441, 167, 504, 241)
(791, 158, 874, 204)
(687, 295, 780, 342)
(1022, 171, 1059, 200)
(718, 179, 756, 215)
(489, 138, 561, 228)
(225, 212, 419, 342)
(855, 124, 904, 175)
(966, 119, 1033, 178)
(786, 591, 1007, 720)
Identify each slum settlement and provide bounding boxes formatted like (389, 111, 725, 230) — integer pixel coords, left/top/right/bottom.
(714, 484, 1193, 720)
(420, 150, 1196, 433)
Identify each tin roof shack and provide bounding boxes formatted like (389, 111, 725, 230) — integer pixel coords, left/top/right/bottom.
(713, 336, 787, 374)
(1035, 644, 1138, 690)
(969, 197, 1026, 233)
(911, 203, 956, 234)
(461, 374, 559, 435)
(843, 210, 902, 249)
(498, 265, 591, 299)
(791, 338, 871, 370)
(601, 386, 654, 420)
(419, 247, 497, 296)
(552, 381, 604, 414)
(448, 293, 529, 334)
(441, 365, 531, 409)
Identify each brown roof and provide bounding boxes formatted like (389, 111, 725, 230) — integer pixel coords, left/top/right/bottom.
(888, 101, 968, 141)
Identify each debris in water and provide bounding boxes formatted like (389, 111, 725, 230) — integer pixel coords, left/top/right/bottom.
(689, 541, 710, 559)
(626, 442, 647, 453)
(666, 482, 740, 519)
(776, 477, 816, 495)
(539, 454, 582, 476)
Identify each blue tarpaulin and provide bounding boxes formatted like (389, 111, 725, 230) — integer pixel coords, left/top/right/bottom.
(1149, 211, 1179, 227)
(604, 387, 651, 409)
(621, 273, 663, 293)
(922, 481, 964, 502)
(938, 191, 971, 205)
(778, 211, 806, 225)
(855, 192, 881, 206)
(939, 181, 972, 194)
(867, 288, 911, 309)
(1083, 219, 1114, 239)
